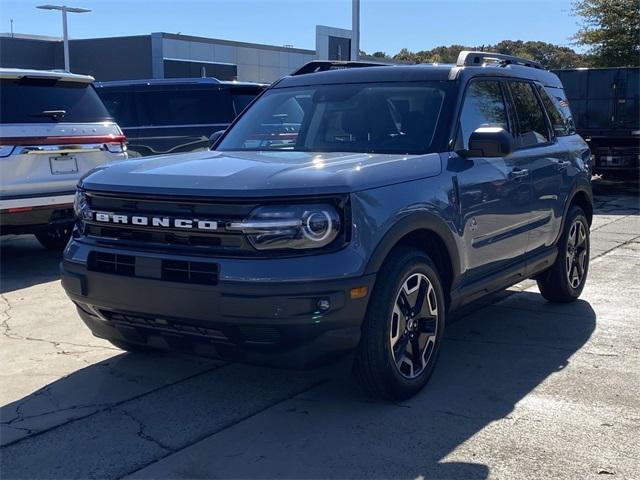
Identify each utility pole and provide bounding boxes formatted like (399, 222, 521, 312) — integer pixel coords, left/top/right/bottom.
(36, 5, 91, 71)
(351, 0, 360, 61)
(10, 19, 14, 38)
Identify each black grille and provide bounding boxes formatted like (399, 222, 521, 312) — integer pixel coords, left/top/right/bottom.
(83, 193, 255, 253)
(88, 252, 219, 285)
(102, 311, 229, 341)
(162, 259, 219, 285)
(88, 252, 135, 276)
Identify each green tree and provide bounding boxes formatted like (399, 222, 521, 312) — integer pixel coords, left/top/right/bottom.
(573, 0, 640, 66)
(391, 41, 589, 69)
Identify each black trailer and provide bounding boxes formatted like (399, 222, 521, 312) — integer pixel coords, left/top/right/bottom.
(553, 67, 639, 177)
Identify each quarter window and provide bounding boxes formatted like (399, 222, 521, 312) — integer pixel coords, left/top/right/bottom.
(538, 86, 575, 136)
(457, 81, 508, 150)
(508, 81, 550, 147)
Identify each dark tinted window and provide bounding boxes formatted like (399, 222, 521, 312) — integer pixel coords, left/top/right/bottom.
(457, 80, 508, 149)
(508, 81, 550, 147)
(540, 86, 576, 135)
(217, 82, 449, 154)
(0, 78, 111, 124)
(231, 89, 262, 115)
(136, 88, 235, 126)
(97, 90, 137, 127)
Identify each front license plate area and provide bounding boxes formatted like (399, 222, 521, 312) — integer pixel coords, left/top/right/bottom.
(50, 155, 78, 175)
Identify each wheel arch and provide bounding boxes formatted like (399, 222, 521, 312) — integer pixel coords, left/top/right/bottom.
(364, 213, 460, 307)
(569, 189, 593, 226)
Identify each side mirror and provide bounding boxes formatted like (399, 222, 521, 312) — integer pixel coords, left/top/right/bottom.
(208, 130, 225, 149)
(459, 127, 514, 158)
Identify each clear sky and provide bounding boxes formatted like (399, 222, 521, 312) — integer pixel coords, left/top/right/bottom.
(0, 0, 583, 55)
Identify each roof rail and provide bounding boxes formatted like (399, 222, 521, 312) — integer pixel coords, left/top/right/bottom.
(291, 60, 390, 76)
(456, 51, 544, 70)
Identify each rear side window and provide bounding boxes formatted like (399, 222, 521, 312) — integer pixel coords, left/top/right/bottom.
(539, 86, 576, 136)
(507, 81, 550, 148)
(135, 88, 235, 126)
(457, 80, 508, 149)
(97, 90, 137, 127)
(0, 78, 112, 124)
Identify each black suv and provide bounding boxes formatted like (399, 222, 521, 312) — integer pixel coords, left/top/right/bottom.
(62, 52, 593, 400)
(95, 78, 266, 157)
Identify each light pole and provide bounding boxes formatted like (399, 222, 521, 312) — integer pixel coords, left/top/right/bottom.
(351, 0, 360, 61)
(36, 4, 91, 71)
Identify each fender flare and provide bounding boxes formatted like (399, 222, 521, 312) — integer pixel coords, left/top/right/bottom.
(554, 180, 594, 245)
(363, 212, 461, 283)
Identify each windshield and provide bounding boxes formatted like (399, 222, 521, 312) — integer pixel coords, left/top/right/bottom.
(217, 82, 450, 154)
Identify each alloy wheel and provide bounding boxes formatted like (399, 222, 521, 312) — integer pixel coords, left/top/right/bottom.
(566, 219, 588, 289)
(390, 273, 438, 379)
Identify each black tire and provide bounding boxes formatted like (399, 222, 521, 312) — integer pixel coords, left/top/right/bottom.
(107, 339, 159, 354)
(537, 206, 590, 303)
(35, 226, 72, 251)
(353, 247, 446, 400)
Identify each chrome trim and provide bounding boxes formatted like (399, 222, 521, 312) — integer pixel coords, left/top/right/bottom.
(0, 194, 75, 211)
(17, 144, 108, 155)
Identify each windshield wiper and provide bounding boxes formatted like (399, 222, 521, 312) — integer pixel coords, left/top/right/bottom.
(31, 110, 66, 120)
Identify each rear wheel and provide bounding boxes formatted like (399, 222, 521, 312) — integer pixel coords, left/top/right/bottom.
(35, 226, 72, 251)
(537, 206, 590, 303)
(353, 248, 446, 400)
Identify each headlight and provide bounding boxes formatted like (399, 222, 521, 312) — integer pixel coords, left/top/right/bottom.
(73, 190, 92, 222)
(228, 204, 341, 250)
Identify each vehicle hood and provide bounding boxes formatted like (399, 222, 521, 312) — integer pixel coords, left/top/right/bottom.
(80, 150, 442, 197)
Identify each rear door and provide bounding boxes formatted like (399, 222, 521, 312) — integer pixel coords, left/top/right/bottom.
(132, 85, 236, 156)
(505, 80, 564, 254)
(0, 76, 125, 199)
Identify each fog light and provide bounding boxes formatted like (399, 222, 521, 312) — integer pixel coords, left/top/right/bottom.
(350, 286, 369, 299)
(317, 298, 331, 311)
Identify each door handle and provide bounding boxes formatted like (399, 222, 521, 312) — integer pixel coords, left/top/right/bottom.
(508, 168, 529, 180)
(555, 160, 571, 171)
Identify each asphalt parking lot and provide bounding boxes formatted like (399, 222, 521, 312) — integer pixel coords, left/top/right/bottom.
(1, 178, 638, 480)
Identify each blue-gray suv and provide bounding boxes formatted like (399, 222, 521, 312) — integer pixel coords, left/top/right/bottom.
(61, 52, 593, 400)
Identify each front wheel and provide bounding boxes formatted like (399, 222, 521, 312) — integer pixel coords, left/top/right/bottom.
(353, 248, 446, 400)
(35, 226, 72, 251)
(537, 206, 590, 303)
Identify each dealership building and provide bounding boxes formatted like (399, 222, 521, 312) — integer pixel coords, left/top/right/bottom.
(0, 25, 360, 83)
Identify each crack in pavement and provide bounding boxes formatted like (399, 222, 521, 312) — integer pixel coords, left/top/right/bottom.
(0, 363, 227, 448)
(0, 292, 120, 352)
(116, 409, 173, 452)
(119, 378, 329, 479)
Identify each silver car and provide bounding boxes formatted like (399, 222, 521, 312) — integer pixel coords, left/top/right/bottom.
(0, 68, 127, 249)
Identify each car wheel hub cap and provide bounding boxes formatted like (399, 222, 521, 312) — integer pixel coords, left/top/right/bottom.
(390, 273, 438, 379)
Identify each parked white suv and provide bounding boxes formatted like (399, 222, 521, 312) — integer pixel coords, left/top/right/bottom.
(0, 68, 127, 249)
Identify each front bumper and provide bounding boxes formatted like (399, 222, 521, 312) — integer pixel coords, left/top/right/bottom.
(61, 239, 375, 367)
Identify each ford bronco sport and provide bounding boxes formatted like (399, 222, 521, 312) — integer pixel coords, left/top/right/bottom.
(61, 52, 593, 400)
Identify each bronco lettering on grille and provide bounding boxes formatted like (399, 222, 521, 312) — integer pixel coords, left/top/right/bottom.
(93, 212, 218, 231)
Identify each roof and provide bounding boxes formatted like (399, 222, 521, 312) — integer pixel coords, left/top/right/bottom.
(276, 62, 563, 89)
(95, 77, 268, 88)
(0, 67, 94, 83)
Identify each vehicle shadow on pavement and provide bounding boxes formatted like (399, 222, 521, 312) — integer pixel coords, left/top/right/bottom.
(0, 292, 596, 479)
(0, 236, 62, 293)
